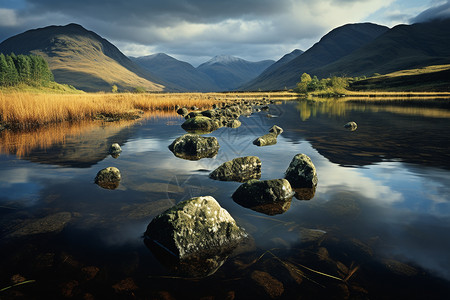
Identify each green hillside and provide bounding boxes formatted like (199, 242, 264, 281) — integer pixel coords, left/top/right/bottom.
(0, 24, 168, 92)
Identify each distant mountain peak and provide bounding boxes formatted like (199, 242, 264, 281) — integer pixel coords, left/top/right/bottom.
(204, 55, 244, 65)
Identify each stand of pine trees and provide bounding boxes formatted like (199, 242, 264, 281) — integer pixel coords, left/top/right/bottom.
(0, 53, 54, 87)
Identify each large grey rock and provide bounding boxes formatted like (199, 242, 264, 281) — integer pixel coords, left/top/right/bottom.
(253, 132, 278, 146)
(181, 116, 219, 134)
(95, 167, 121, 189)
(285, 154, 318, 188)
(209, 156, 261, 182)
(168, 133, 219, 160)
(144, 196, 247, 277)
(232, 179, 295, 215)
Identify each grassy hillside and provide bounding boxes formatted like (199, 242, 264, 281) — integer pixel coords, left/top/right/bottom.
(314, 19, 450, 79)
(350, 64, 450, 92)
(241, 23, 389, 91)
(0, 24, 167, 92)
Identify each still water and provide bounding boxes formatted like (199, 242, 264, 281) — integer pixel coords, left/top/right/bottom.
(1, 99, 449, 299)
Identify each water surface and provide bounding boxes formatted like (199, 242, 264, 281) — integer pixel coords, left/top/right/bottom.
(1, 99, 449, 299)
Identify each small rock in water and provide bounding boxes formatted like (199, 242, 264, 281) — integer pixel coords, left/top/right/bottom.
(181, 116, 219, 134)
(168, 133, 219, 160)
(209, 156, 261, 182)
(176, 107, 188, 116)
(268, 125, 283, 136)
(226, 119, 241, 128)
(253, 132, 278, 146)
(285, 153, 318, 188)
(344, 121, 357, 131)
(232, 179, 295, 215)
(109, 143, 122, 158)
(95, 167, 121, 189)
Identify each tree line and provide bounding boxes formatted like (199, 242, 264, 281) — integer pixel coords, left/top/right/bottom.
(0, 53, 54, 87)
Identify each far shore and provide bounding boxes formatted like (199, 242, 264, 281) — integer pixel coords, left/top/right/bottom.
(1, 90, 449, 130)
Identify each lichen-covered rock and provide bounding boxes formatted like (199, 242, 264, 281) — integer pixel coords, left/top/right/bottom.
(109, 143, 122, 158)
(181, 116, 219, 134)
(168, 133, 219, 160)
(344, 121, 357, 131)
(209, 156, 261, 182)
(253, 132, 278, 146)
(232, 179, 295, 215)
(269, 125, 283, 136)
(285, 154, 318, 188)
(201, 110, 217, 119)
(144, 196, 247, 276)
(95, 167, 121, 189)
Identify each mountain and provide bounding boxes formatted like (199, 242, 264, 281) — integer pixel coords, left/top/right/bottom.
(312, 18, 450, 78)
(197, 55, 275, 91)
(0, 23, 169, 92)
(130, 53, 219, 92)
(241, 23, 389, 91)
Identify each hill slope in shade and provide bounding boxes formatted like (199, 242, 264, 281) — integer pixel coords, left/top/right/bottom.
(313, 18, 450, 79)
(241, 23, 389, 91)
(0, 23, 167, 92)
(197, 55, 275, 91)
(131, 53, 220, 92)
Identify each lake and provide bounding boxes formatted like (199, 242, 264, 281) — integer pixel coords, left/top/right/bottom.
(1, 99, 450, 299)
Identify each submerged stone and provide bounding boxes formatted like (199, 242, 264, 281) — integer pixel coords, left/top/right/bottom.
(8, 212, 72, 237)
(95, 167, 121, 189)
(209, 156, 261, 182)
(232, 179, 295, 215)
(144, 196, 247, 277)
(285, 153, 318, 188)
(168, 133, 219, 160)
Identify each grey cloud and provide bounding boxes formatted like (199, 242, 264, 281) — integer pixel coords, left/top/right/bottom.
(23, 0, 291, 25)
(410, 0, 450, 23)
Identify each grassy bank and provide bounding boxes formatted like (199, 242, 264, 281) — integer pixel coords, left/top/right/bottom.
(0, 91, 296, 130)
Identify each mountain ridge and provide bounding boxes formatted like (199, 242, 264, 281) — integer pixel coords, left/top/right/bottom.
(0, 23, 172, 92)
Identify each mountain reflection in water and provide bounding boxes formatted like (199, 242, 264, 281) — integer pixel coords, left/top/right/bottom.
(0, 100, 449, 299)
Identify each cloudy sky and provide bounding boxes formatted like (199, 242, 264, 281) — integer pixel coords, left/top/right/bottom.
(0, 0, 448, 66)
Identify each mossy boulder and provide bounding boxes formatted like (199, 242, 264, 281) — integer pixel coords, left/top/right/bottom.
(285, 153, 318, 188)
(94, 167, 121, 190)
(209, 156, 261, 182)
(232, 179, 295, 215)
(168, 133, 219, 160)
(181, 116, 219, 134)
(176, 107, 188, 116)
(144, 196, 247, 276)
(269, 125, 283, 136)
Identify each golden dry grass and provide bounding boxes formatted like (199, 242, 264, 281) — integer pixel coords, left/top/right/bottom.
(0, 91, 298, 129)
